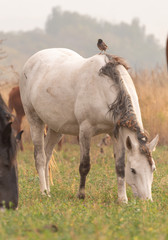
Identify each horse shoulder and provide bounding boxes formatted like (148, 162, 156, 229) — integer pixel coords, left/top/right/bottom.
(74, 56, 118, 124)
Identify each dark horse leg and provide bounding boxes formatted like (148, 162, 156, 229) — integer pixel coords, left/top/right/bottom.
(78, 121, 92, 199)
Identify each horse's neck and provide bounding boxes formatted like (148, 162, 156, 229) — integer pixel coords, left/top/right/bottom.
(117, 65, 143, 129)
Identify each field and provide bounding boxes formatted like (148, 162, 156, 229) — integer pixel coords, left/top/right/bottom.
(0, 141, 168, 240)
(0, 67, 168, 239)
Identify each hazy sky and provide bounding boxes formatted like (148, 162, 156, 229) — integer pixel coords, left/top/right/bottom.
(0, 0, 167, 46)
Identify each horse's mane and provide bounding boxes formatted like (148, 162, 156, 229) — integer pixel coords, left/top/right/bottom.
(99, 54, 153, 165)
(110, 55, 130, 70)
(0, 94, 17, 166)
(166, 37, 168, 70)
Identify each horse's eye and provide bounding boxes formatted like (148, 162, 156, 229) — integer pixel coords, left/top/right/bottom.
(131, 168, 136, 174)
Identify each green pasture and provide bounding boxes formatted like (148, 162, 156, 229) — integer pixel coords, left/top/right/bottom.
(0, 141, 168, 240)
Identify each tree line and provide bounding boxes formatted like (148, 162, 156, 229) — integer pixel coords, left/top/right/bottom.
(0, 7, 165, 71)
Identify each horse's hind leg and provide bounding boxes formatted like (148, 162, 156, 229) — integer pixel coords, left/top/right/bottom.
(26, 111, 47, 194)
(78, 121, 92, 199)
(44, 129, 62, 194)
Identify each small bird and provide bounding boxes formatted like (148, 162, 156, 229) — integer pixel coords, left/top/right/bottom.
(97, 39, 108, 54)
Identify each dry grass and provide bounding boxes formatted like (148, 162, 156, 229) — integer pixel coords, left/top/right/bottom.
(132, 67, 168, 144)
(1, 66, 168, 145)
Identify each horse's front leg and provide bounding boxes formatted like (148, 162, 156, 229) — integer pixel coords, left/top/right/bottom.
(78, 121, 92, 199)
(113, 137, 128, 203)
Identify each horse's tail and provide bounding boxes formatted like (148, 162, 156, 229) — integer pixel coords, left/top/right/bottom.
(166, 36, 168, 71)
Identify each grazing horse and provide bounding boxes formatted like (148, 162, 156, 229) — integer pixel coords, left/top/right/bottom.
(19, 48, 158, 202)
(166, 37, 168, 70)
(8, 86, 25, 151)
(0, 95, 22, 209)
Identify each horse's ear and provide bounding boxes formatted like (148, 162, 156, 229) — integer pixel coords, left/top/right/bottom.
(147, 135, 159, 152)
(126, 136, 132, 150)
(16, 130, 24, 143)
(2, 122, 12, 145)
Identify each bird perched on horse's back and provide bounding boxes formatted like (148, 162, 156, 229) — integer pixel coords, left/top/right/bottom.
(97, 39, 108, 54)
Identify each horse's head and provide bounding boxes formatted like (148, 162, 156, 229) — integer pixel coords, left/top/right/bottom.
(125, 132, 159, 200)
(0, 94, 23, 210)
(0, 122, 19, 210)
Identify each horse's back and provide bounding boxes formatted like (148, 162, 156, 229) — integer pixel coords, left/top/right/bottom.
(21, 48, 85, 97)
(23, 48, 83, 71)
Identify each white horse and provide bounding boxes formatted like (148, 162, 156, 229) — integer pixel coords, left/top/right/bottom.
(19, 48, 158, 203)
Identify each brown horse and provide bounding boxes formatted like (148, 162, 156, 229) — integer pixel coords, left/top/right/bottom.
(8, 86, 64, 151)
(166, 37, 168, 70)
(8, 86, 25, 151)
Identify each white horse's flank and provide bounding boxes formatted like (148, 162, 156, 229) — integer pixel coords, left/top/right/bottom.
(20, 48, 158, 202)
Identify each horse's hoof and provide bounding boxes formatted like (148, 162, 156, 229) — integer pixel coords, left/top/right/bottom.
(77, 192, 85, 200)
(118, 198, 128, 204)
(41, 192, 47, 196)
(41, 190, 50, 197)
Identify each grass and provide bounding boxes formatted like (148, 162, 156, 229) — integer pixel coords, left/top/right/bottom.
(1, 142, 168, 240)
